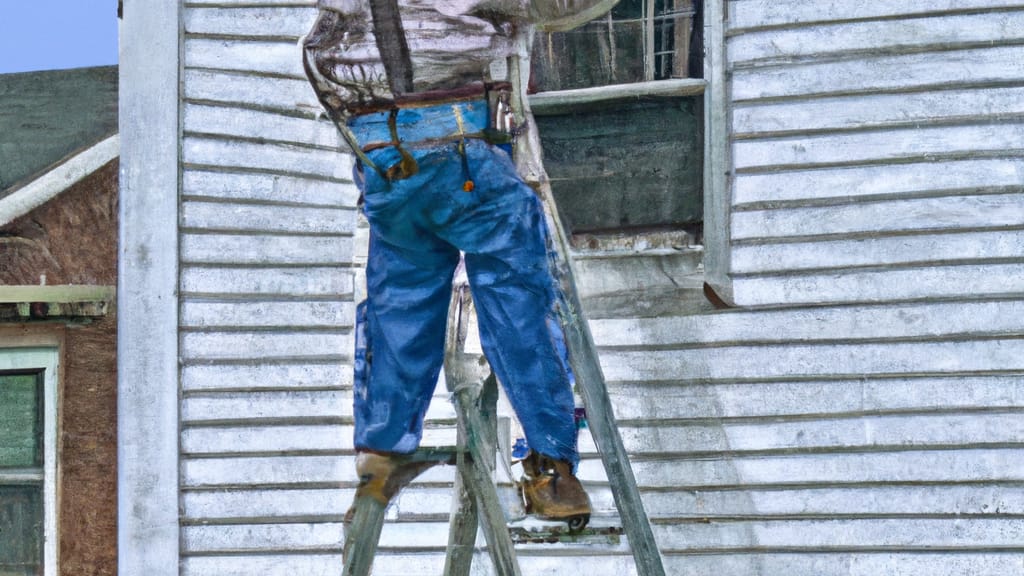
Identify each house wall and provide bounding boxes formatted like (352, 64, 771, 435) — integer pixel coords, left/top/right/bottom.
(631, 1, 1024, 573)
(0, 160, 119, 576)
(177, 3, 361, 573)
(144, 1, 1024, 574)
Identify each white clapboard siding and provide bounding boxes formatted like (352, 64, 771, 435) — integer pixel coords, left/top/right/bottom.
(186, 38, 304, 78)
(180, 266, 354, 298)
(732, 86, 1024, 137)
(728, 0, 1024, 31)
(183, 137, 353, 181)
(184, 103, 342, 149)
(184, 6, 317, 39)
(183, 169, 357, 206)
(732, 45, 1024, 101)
(728, 11, 1024, 66)
(732, 193, 1024, 240)
(732, 158, 1024, 207)
(183, 69, 324, 116)
(665, 553, 1024, 576)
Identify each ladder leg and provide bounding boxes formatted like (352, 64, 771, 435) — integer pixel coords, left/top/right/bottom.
(444, 410, 479, 575)
(341, 496, 388, 576)
(445, 285, 522, 576)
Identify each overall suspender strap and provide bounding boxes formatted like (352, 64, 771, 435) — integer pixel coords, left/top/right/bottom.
(367, 0, 414, 95)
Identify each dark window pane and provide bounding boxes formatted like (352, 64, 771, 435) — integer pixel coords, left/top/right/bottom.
(0, 485, 43, 574)
(0, 374, 42, 469)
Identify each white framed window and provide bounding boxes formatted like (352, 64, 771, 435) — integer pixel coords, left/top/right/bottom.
(0, 348, 58, 576)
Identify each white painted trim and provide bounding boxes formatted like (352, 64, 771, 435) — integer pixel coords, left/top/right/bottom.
(0, 347, 60, 576)
(117, 0, 181, 573)
(0, 135, 119, 226)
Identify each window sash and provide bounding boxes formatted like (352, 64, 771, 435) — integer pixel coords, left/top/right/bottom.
(0, 349, 58, 576)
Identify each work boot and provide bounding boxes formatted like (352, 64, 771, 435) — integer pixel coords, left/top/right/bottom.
(519, 452, 591, 530)
(345, 452, 438, 521)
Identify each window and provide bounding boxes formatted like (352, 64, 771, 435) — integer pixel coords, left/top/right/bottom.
(0, 349, 57, 576)
(529, 0, 706, 240)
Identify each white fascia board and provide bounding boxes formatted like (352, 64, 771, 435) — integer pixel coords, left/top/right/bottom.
(0, 134, 119, 226)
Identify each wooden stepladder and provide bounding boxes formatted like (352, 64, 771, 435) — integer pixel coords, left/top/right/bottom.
(342, 248, 667, 576)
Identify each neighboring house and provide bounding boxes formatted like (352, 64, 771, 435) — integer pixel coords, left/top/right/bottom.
(120, 2, 1024, 575)
(0, 66, 119, 576)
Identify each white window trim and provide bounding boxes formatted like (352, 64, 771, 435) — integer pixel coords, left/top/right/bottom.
(0, 347, 59, 576)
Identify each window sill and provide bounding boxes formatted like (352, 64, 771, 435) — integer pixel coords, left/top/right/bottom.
(529, 78, 706, 115)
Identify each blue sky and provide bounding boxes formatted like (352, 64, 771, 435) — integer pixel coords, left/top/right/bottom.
(1, 0, 119, 73)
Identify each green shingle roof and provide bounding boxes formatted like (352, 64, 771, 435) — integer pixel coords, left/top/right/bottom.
(0, 66, 118, 197)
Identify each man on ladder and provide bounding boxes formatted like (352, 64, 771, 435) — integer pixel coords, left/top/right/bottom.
(303, 0, 619, 529)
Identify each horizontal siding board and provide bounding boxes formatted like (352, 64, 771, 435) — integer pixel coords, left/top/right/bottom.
(183, 69, 321, 114)
(728, 0, 1024, 31)
(728, 11, 1024, 66)
(182, 522, 345, 553)
(180, 233, 352, 265)
(591, 300, 1024, 348)
(733, 86, 1024, 136)
(184, 6, 315, 38)
(182, 390, 456, 422)
(731, 46, 1024, 101)
(183, 554, 344, 576)
(180, 267, 354, 297)
(184, 103, 342, 149)
(665, 553, 1024, 576)
(181, 486, 455, 520)
(732, 194, 1024, 240)
(731, 230, 1024, 274)
(185, 0, 314, 5)
(578, 448, 1024, 488)
(600, 339, 1024, 382)
(607, 376, 1024, 420)
(181, 300, 354, 329)
(185, 38, 304, 77)
(182, 362, 353, 392)
(733, 123, 1024, 171)
(183, 169, 358, 207)
(180, 424, 456, 454)
(182, 454, 453, 487)
(181, 331, 353, 361)
(731, 263, 1024, 306)
(732, 158, 1024, 206)
(645, 484, 1024, 517)
(653, 518, 1024, 550)
(183, 137, 353, 181)
(615, 413, 1024, 455)
(183, 390, 349, 421)
(181, 201, 354, 234)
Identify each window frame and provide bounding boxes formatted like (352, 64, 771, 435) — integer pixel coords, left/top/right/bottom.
(0, 347, 59, 576)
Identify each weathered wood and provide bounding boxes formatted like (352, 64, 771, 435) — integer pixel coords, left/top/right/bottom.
(180, 233, 353, 266)
(600, 338, 1024, 383)
(183, 169, 358, 207)
(734, 123, 1024, 171)
(180, 331, 353, 362)
(728, 0, 1024, 32)
(702, 0, 733, 303)
(732, 229, 1024, 274)
(664, 552, 1024, 576)
(733, 85, 1024, 137)
(184, 6, 316, 38)
(733, 193, 1024, 240)
(731, 45, 1024, 101)
(732, 158, 1024, 206)
(183, 69, 322, 114)
(185, 38, 304, 78)
(529, 78, 705, 114)
(443, 283, 521, 576)
(180, 424, 456, 455)
(728, 11, 1024, 67)
(731, 262, 1024, 306)
(180, 266, 354, 298)
(183, 103, 342, 149)
(341, 498, 387, 576)
(183, 136, 354, 181)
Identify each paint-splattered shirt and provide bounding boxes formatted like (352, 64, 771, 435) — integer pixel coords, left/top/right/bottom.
(303, 0, 617, 117)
